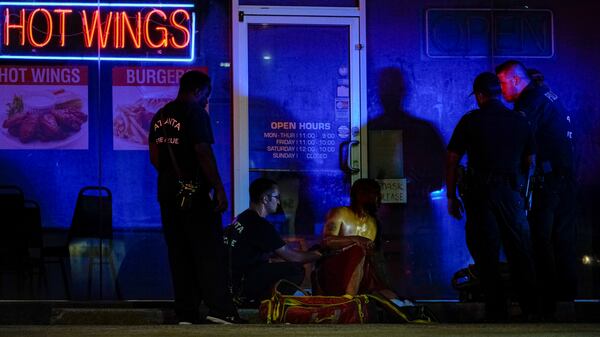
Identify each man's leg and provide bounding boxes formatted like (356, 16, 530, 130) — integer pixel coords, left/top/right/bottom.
(464, 195, 482, 276)
(465, 189, 505, 321)
(160, 202, 201, 323)
(529, 183, 560, 316)
(495, 186, 537, 317)
(363, 251, 398, 299)
(190, 203, 238, 318)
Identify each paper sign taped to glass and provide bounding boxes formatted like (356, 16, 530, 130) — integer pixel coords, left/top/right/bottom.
(377, 178, 407, 204)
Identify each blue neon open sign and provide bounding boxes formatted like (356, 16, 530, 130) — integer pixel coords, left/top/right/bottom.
(0, 2, 195, 62)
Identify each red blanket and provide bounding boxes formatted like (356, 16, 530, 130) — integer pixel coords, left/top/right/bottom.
(314, 244, 387, 296)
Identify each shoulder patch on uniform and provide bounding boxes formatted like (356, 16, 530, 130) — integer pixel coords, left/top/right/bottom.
(544, 91, 558, 102)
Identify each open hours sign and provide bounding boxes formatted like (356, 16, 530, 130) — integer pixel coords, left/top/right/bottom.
(0, 2, 195, 62)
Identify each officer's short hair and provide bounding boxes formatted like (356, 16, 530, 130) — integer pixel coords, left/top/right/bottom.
(495, 60, 530, 80)
(250, 178, 278, 203)
(179, 70, 211, 94)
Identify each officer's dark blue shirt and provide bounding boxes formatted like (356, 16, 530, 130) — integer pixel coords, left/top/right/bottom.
(448, 99, 535, 174)
(148, 100, 214, 201)
(514, 82, 574, 174)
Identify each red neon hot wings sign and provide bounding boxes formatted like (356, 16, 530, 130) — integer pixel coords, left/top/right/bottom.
(0, 2, 195, 62)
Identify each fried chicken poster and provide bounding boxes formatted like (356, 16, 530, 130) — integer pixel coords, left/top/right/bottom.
(0, 65, 89, 150)
(112, 67, 207, 150)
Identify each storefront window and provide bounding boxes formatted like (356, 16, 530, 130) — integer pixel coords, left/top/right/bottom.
(0, 0, 230, 300)
(240, 0, 358, 7)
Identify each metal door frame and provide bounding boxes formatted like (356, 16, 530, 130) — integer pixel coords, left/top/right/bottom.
(232, 2, 367, 215)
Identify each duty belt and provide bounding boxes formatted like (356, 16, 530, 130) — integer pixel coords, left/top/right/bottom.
(467, 168, 516, 185)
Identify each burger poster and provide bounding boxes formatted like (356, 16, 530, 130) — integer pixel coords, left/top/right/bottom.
(112, 66, 207, 150)
(0, 65, 89, 150)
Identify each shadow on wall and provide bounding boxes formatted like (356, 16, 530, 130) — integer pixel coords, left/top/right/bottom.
(369, 67, 469, 299)
(371, 67, 445, 199)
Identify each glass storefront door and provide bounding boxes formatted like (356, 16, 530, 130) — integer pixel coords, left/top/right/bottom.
(234, 15, 364, 236)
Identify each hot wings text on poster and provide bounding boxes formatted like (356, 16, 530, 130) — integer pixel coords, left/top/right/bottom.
(0, 65, 89, 150)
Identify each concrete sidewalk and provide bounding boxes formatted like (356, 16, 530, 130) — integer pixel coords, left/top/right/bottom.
(2, 300, 599, 325)
(2, 324, 600, 337)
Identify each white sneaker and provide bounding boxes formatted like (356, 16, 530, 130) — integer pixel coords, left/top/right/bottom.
(205, 315, 234, 325)
(178, 321, 193, 325)
(391, 298, 415, 307)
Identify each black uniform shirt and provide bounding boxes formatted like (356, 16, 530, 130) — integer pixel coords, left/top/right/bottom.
(224, 209, 286, 281)
(514, 82, 574, 174)
(448, 99, 535, 174)
(148, 100, 214, 201)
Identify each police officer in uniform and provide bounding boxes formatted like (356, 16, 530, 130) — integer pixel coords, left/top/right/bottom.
(446, 72, 537, 321)
(496, 61, 577, 319)
(149, 71, 242, 324)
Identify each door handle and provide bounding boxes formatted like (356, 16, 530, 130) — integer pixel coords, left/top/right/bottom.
(340, 140, 360, 174)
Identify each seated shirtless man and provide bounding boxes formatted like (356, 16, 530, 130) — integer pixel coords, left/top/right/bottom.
(314, 178, 412, 308)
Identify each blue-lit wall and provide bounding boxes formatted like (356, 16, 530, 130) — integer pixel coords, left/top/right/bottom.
(366, 0, 600, 298)
(1, 0, 598, 300)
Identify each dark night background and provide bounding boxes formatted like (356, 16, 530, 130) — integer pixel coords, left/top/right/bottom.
(0, 0, 598, 300)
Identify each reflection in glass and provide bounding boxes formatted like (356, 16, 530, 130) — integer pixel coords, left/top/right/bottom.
(247, 24, 352, 236)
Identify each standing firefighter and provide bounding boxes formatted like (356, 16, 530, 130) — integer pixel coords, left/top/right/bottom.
(149, 71, 242, 324)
